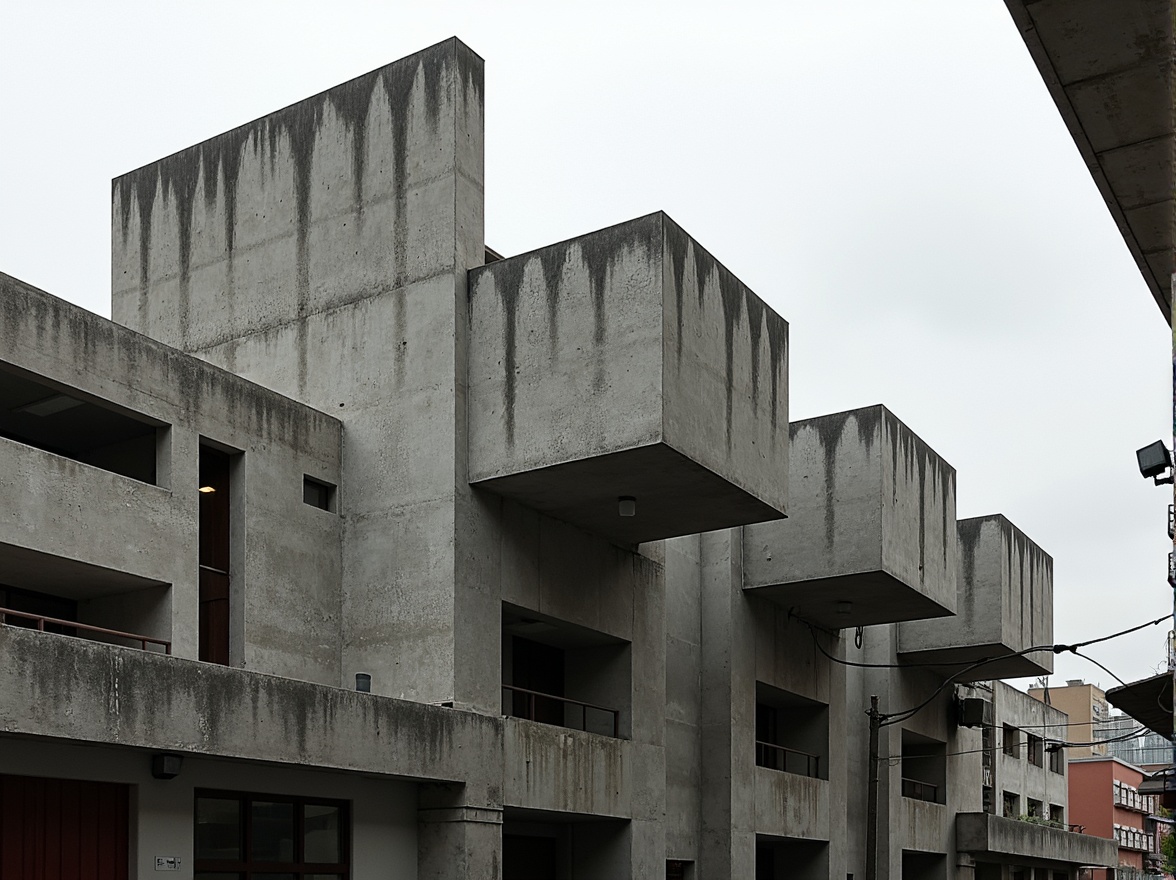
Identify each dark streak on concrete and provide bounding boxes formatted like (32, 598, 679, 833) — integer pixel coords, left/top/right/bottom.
(539, 242, 569, 356)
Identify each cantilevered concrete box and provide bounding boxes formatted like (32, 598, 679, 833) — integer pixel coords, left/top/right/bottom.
(743, 406, 956, 628)
(898, 515, 1053, 680)
(467, 212, 788, 544)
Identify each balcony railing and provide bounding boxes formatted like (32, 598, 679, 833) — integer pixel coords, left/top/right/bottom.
(901, 777, 940, 803)
(754, 741, 821, 779)
(0, 606, 171, 654)
(501, 684, 620, 738)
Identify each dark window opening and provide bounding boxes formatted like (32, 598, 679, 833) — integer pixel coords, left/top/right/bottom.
(901, 730, 946, 804)
(1002, 724, 1020, 758)
(755, 838, 827, 880)
(754, 683, 828, 779)
(1027, 733, 1044, 767)
(1003, 791, 1019, 818)
(667, 860, 692, 880)
(1027, 797, 1042, 818)
(0, 363, 161, 484)
(303, 476, 335, 511)
(1050, 803, 1065, 826)
(0, 584, 77, 635)
(194, 790, 348, 878)
(501, 604, 628, 738)
(1048, 742, 1064, 774)
(199, 446, 231, 665)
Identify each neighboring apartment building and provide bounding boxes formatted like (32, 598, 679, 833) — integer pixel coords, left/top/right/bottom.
(986, 682, 1070, 830)
(1069, 758, 1163, 880)
(1029, 681, 1111, 759)
(0, 36, 1123, 880)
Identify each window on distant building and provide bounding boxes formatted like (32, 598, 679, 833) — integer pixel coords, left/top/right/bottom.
(1002, 791, 1019, 818)
(194, 790, 349, 877)
(1003, 725, 1020, 758)
(1027, 734, 1044, 767)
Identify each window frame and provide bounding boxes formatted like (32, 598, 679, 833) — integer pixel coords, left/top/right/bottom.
(193, 788, 350, 878)
(1002, 724, 1020, 758)
(1026, 733, 1044, 767)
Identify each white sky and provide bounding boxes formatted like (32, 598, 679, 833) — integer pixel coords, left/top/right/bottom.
(1, 1, 1170, 698)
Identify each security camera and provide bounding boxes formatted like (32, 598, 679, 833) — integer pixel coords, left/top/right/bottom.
(1137, 441, 1174, 485)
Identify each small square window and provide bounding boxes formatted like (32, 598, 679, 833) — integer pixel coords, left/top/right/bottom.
(303, 477, 335, 512)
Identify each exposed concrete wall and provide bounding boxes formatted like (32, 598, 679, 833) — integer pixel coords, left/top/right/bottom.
(899, 516, 1054, 679)
(0, 272, 342, 681)
(744, 406, 956, 628)
(0, 736, 418, 880)
(467, 214, 788, 544)
(110, 39, 485, 703)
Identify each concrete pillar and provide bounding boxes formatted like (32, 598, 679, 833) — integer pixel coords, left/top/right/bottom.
(417, 784, 502, 880)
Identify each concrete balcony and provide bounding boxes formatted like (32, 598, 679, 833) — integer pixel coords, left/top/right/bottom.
(898, 515, 1053, 680)
(956, 813, 1116, 868)
(467, 212, 788, 544)
(902, 798, 948, 854)
(502, 716, 632, 818)
(743, 406, 956, 628)
(753, 766, 829, 841)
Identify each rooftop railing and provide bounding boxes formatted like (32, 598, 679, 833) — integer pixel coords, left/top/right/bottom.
(0, 606, 170, 654)
(501, 684, 620, 738)
(754, 741, 821, 779)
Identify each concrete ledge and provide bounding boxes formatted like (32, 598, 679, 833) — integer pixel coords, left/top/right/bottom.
(956, 812, 1117, 866)
(0, 627, 502, 801)
(902, 797, 948, 854)
(468, 212, 788, 544)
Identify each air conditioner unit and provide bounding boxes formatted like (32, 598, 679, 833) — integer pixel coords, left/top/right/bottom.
(958, 697, 994, 728)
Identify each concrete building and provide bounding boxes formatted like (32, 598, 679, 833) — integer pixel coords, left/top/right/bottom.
(1030, 681, 1112, 760)
(0, 37, 1117, 880)
(1069, 758, 1162, 880)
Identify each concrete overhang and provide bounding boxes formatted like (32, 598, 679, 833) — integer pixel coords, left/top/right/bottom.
(899, 515, 1054, 681)
(743, 406, 957, 628)
(1005, 0, 1174, 322)
(0, 626, 501, 793)
(467, 212, 788, 545)
(956, 812, 1117, 866)
(1106, 672, 1174, 739)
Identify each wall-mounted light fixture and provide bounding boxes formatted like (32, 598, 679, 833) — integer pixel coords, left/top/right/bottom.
(618, 496, 636, 517)
(198, 485, 216, 494)
(151, 753, 183, 780)
(1136, 441, 1174, 485)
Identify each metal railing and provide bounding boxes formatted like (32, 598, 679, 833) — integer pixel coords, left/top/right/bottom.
(754, 741, 821, 778)
(901, 777, 940, 803)
(501, 684, 620, 738)
(0, 606, 170, 654)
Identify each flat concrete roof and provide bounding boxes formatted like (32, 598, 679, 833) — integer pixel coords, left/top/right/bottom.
(1005, 0, 1174, 322)
(1106, 672, 1173, 740)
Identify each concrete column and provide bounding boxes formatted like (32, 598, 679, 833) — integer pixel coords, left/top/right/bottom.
(417, 785, 502, 880)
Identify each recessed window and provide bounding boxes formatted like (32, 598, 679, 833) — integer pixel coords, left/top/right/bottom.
(194, 790, 348, 877)
(1002, 724, 1020, 758)
(303, 476, 335, 511)
(1027, 733, 1044, 767)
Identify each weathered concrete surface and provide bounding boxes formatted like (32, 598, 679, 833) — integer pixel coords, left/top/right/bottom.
(956, 811, 1117, 865)
(1004, 0, 1174, 321)
(753, 768, 829, 841)
(744, 405, 956, 628)
(898, 515, 1054, 680)
(111, 38, 486, 704)
(0, 272, 342, 680)
(0, 626, 503, 804)
(502, 718, 630, 817)
(902, 798, 948, 854)
(467, 213, 788, 544)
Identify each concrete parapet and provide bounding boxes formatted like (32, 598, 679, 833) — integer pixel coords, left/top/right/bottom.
(955, 812, 1117, 866)
(753, 767, 829, 841)
(743, 405, 956, 628)
(467, 212, 788, 544)
(898, 515, 1054, 680)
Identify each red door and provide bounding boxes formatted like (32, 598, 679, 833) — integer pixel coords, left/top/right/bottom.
(0, 775, 129, 879)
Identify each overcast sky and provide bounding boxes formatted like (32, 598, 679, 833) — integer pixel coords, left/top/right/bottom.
(2, 1, 1170, 699)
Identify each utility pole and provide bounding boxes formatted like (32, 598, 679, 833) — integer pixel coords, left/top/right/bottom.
(866, 695, 881, 880)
